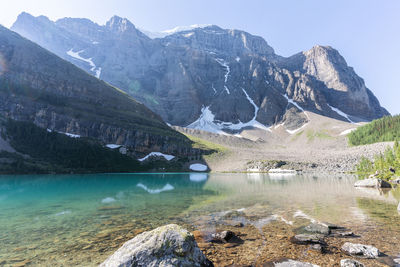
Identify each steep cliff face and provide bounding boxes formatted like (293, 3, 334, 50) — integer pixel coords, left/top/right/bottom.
(0, 25, 192, 155)
(280, 45, 388, 121)
(11, 13, 389, 134)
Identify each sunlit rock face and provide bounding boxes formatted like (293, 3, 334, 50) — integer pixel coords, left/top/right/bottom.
(11, 13, 389, 133)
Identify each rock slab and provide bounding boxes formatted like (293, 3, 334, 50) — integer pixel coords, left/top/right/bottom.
(100, 224, 213, 267)
(340, 259, 364, 267)
(354, 178, 391, 188)
(341, 242, 380, 259)
(273, 259, 320, 267)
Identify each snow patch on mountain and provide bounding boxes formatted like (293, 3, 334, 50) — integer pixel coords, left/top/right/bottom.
(189, 163, 208, 172)
(328, 104, 355, 123)
(138, 152, 175, 162)
(215, 58, 231, 94)
(286, 123, 308, 134)
(66, 49, 101, 78)
(163, 24, 212, 35)
(339, 128, 356, 136)
(283, 94, 305, 113)
(187, 89, 271, 133)
(212, 84, 217, 94)
(282, 94, 310, 134)
(139, 24, 212, 39)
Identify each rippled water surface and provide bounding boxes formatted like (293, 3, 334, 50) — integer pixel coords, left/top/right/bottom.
(0, 173, 399, 266)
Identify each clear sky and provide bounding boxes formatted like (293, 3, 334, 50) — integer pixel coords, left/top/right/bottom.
(1, 0, 399, 114)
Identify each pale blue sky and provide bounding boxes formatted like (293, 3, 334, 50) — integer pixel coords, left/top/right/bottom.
(1, 0, 399, 114)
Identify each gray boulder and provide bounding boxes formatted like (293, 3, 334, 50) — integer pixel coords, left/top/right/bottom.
(341, 242, 380, 259)
(290, 234, 326, 245)
(99, 224, 213, 267)
(354, 178, 391, 188)
(340, 259, 364, 267)
(274, 259, 320, 267)
(304, 223, 330, 235)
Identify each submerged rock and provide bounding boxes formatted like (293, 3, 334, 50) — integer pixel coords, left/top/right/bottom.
(273, 259, 320, 267)
(340, 259, 364, 267)
(99, 224, 213, 267)
(210, 230, 243, 244)
(304, 223, 330, 235)
(290, 234, 326, 246)
(354, 178, 391, 188)
(341, 242, 380, 259)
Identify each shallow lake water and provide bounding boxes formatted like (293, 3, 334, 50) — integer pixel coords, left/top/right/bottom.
(0, 173, 400, 266)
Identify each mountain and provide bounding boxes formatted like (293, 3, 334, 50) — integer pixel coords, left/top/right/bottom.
(0, 24, 193, 162)
(11, 13, 389, 134)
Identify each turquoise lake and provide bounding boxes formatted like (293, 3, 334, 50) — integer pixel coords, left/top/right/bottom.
(0, 173, 400, 266)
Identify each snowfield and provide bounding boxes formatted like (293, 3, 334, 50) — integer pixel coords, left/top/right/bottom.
(67, 49, 101, 79)
(328, 104, 355, 123)
(138, 152, 175, 162)
(339, 128, 356, 136)
(189, 163, 208, 171)
(282, 94, 310, 134)
(215, 58, 231, 94)
(187, 89, 271, 133)
(106, 144, 122, 149)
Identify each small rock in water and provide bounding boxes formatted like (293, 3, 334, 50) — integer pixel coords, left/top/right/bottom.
(290, 234, 326, 246)
(98, 205, 124, 211)
(223, 210, 245, 219)
(341, 242, 380, 259)
(223, 220, 244, 227)
(354, 178, 391, 188)
(272, 259, 320, 267)
(304, 223, 330, 235)
(99, 224, 213, 267)
(211, 230, 243, 244)
(331, 230, 355, 237)
(308, 244, 324, 253)
(340, 259, 364, 267)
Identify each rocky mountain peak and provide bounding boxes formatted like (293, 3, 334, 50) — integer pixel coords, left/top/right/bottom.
(106, 15, 136, 33)
(10, 14, 389, 132)
(162, 25, 275, 57)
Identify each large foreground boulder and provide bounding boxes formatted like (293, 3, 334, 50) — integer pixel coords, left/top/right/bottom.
(354, 178, 391, 188)
(100, 224, 213, 267)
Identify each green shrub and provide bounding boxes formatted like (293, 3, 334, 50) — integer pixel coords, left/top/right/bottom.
(355, 140, 400, 180)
